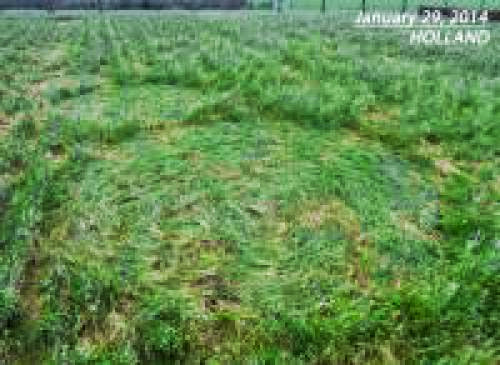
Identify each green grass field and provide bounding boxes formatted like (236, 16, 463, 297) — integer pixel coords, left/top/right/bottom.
(0, 10, 499, 364)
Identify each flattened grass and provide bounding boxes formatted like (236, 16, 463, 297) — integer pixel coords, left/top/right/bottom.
(0, 12, 498, 363)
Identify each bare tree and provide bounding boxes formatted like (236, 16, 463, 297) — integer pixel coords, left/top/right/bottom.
(97, 0, 104, 12)
(273, 0, 282, 13)
(45, 0, 56, 14)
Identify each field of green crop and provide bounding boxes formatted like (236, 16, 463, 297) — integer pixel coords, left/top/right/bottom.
(0, 10, 498, 364)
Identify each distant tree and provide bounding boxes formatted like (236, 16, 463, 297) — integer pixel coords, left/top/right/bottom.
(45, 0, 56, 14)
(273, 0, 281, 13)
(97, 0, 104, 12)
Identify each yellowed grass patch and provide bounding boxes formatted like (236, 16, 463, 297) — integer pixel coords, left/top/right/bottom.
(299, 200, 362, 242)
